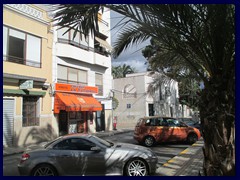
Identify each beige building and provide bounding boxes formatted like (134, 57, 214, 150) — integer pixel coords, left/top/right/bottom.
(3, 4, 56, 147)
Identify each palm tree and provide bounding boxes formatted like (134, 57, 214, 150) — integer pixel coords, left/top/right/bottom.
(142, 37, 201, 109)
(112, 64, 137, 78)
(52, 4, 235, 176)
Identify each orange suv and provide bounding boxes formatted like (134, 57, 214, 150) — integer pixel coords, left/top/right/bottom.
(133, 116, 201, 147)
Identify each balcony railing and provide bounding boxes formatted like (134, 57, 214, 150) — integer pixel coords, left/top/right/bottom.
(98, 18, 109, 27)
(58, 38, 90, 51)
(3, 55, 41, 68)
(58, 38, 109, 57)
(57, 79, 87, 86)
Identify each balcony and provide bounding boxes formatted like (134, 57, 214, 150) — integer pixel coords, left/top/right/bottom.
(3, 55, 41, 68)
(98, 18, 109, 36)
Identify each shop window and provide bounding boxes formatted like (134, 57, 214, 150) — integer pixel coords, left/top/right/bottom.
(95, 73, 103, 96)
(3, 26, 41, 68)
(22, 96, 40, 127)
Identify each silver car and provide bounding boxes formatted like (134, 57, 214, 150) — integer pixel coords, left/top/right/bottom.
(18, 134, 158, 176)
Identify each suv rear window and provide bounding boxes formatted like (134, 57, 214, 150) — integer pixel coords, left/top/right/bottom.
(145, 118, 161, 126)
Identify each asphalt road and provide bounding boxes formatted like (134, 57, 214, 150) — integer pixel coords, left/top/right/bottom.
(3, 131, 191, 176)
(102, 131, 191, 168)
(3, 153, 21, 176)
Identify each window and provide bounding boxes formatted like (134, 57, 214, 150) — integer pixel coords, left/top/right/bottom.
(57, 27, 89, 49)
(145, 118, 161, 126)
(159, 85, 164, 100)
(123, 84, 137, 98)
(57, 65, 87, 86)
(165, 86, 171, 97)
(68, 68, 78, 84)
(127, 104, 131, 109)
(3, 26, 41, 68)
(165, 119, 178, 127)
(53, 138, 96, 151)
(95, 73, 103, 96)
(22, 96, 40, 127)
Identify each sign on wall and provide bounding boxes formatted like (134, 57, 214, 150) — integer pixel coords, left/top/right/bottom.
(19, 80, 33, 89)
(55, 83, 98, 94)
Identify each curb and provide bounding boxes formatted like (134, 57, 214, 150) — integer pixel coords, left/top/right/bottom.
(156, 139, 204, 176)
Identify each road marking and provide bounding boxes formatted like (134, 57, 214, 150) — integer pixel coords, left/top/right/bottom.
(163, 163, 169, 166)
(168, 159, 175, 163)
(180, 149, 189, 154)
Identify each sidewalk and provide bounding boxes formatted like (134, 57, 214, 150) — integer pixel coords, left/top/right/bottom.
(156, 138, 204, 176)
(3, 129, 204, 176)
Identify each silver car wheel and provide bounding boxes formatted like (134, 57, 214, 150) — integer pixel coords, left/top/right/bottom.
(32, 164, 57, 176)
(126, 159, 148, 176)
(144, 136, 154, 147)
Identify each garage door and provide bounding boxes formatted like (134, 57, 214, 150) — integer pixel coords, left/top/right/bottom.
(3, 99, 14, 147)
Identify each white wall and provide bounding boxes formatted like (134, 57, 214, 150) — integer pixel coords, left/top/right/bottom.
(52, 7, 112, 133)
(113, 72, 181, 129)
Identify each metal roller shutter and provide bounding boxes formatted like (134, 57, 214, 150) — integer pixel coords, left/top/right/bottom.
(3, 99, 14, 147)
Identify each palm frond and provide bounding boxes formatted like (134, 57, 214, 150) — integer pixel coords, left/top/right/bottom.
(52, 4, 105, 38)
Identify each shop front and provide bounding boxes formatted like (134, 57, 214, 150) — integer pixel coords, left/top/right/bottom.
(54, 83, 102, 135)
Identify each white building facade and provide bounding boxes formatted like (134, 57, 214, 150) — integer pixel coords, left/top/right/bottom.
(52, 8, 113, 135)
(113, 72, 182, 129)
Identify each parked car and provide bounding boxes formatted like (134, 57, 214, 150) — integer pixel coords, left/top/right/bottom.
(134, 116, 201, 147)
(178, 118, 202, 133)
(18, 134, 158, 176)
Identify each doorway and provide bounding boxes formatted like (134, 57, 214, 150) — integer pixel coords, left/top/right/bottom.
(59, 110, 68, 136)
(95, 104, 105, 132)
(148, 104, 154, 116)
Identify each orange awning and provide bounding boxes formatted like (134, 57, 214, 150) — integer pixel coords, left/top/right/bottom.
(54, 92, 102, 113)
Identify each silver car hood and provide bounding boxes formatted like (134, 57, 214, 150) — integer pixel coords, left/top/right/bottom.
(113, 142, 153, 155)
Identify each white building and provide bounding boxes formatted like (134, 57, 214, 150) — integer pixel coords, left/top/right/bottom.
(113, 72, 181, 129)
(52, 7, 113, 135)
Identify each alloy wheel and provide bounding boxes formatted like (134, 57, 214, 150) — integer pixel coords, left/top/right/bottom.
(32, 165, 56, 176)
(126, 159, 148, 176)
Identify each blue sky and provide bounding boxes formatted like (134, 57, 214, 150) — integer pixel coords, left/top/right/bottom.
(110, 10, 149, 72)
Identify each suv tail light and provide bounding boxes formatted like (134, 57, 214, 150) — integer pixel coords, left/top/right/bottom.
(20, 153, 30, 163)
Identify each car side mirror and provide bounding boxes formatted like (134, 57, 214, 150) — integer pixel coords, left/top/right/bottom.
(91, 146, 101, 152)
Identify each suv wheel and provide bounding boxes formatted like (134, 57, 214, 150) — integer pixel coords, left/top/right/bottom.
(144, 136, 155, 147)
(187, 133, 198, 144)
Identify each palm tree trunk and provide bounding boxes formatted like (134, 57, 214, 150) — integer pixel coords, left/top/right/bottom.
(199, 76, 235, 176)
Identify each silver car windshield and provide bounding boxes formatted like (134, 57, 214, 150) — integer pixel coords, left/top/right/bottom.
(90, 136, 113, 148)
